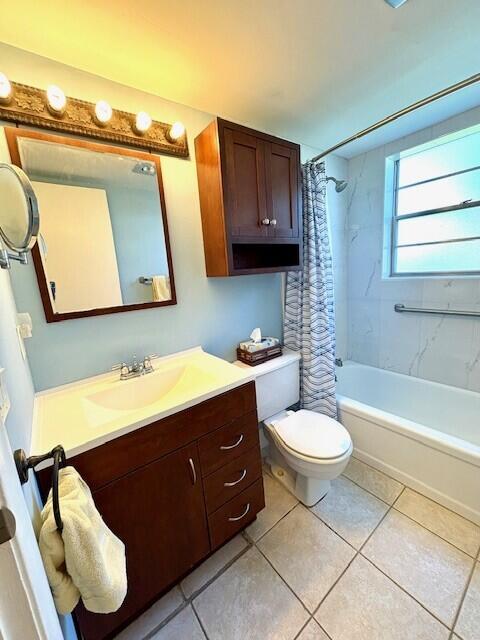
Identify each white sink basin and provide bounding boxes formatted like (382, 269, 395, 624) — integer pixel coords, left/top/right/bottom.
(33, 347, 256, 459)
(86, 365, 187, 411)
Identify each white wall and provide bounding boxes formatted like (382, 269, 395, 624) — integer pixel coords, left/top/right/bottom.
(346, 106, 480, 392)
(0, 132, 72, 639)
(0, 130, 35, 452)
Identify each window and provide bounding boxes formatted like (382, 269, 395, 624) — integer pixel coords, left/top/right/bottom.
(387, 124, 480, 276)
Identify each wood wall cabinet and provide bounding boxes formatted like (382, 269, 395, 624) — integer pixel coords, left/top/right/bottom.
(37, 383, 264, 640)
(195, 118, 302, 276)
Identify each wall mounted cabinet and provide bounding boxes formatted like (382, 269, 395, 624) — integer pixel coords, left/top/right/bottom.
(195, 118, 302, 275)
(37, 382, 264, 640)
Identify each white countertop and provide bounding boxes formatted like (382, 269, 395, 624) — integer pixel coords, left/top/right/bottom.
(32, 347, 256, 466)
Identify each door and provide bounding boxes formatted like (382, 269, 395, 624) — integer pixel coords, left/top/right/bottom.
(0, 423, 64, 640)
(265, 142, 300, 238)
(75, 442, 210, 640)
(223, 128, 269, 238)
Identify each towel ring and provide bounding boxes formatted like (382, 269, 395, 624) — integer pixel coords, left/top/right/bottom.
(14, 444, 67, 532)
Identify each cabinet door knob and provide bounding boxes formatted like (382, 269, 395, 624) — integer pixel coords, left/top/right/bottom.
(261, 218, 270, 226)
(220, 434, 244, 451)
(228, 503, 250, 522)
(224, 468, 247, 487)
(188, 457, 197, 485)
(270, 218, 277, 226)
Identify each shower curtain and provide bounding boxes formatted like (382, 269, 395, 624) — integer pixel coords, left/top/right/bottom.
(283, 160, 337, 418)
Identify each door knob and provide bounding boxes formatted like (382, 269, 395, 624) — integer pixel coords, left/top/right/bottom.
(270, 219, 277, 226)
(261, 218, 270, 226)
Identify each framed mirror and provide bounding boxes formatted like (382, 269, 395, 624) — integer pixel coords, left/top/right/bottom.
(5, 128, 176, 322)
(0, 162, 39, 269)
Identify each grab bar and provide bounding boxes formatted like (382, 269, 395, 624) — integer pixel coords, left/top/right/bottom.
(394, 303, 480, 318)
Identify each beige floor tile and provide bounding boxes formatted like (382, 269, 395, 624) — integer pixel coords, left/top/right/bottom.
(296, 619, 329, 640)
(258, 505, 355, 612)
(343, 457, 403, 504)
(316, 555, 449, 640)
(363, 510, 473, 627)
(194, 546, 308, 640)
(181, 534, 248, 598)
(455, 562, 480, 640)
(151, 606, 206, 640)
(311, 476, 389, 549)
(395, 488, 480, 557)
(114, 587, 183, 639)
(245, 472, 298, 542)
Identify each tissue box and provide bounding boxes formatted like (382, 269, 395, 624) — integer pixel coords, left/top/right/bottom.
(238, 337, 280, 353)
(237, 338, 282, 366)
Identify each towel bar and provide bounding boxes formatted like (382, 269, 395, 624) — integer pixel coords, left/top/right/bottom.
(14, 445, 67, 532)
(394, 303, 480, 318)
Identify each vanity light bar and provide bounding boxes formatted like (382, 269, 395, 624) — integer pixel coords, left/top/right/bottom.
(0, 76, 188, 158)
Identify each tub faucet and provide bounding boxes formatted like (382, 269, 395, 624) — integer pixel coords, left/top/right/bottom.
(335, 358, 343, 367)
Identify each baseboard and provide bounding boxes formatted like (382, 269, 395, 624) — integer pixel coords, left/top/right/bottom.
(353, 448, 480, 526)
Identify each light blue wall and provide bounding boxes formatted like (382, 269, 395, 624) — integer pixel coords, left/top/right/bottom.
(106, 185, 170, 305)
(3, 46, 285, 391)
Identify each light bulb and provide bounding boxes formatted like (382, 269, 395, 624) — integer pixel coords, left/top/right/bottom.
(95, 100, 112, 125)
(46, 85, 66, 114)
(0, 72, 12, 103)
(135, 111, 152, 133)
(169, 121, 185, 141)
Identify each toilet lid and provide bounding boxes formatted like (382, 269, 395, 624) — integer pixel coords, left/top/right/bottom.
(272, 410, 352, 460)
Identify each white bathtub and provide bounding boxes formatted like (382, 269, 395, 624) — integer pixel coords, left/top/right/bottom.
(336, 361, 480, 524)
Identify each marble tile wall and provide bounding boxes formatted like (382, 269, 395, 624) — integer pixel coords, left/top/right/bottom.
(345, 106, 480, 392)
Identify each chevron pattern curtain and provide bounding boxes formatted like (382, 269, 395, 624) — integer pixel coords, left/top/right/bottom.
(283, 160, 337, 418)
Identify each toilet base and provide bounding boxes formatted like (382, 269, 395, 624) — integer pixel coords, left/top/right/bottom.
(266, 454, 331, 507)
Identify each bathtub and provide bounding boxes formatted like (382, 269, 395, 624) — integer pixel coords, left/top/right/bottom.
(336, 361, 480, 525)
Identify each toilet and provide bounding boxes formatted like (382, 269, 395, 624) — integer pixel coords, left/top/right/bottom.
(238, 350, 353, 506)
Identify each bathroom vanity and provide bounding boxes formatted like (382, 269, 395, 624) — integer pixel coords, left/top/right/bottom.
(34, 349, 265, 640)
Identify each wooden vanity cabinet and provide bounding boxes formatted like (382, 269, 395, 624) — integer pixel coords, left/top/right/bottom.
(36, 382, 264, 640)
(195, 118, 302, 276)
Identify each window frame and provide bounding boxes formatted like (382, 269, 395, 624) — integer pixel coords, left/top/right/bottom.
(386, 125, 480, 279)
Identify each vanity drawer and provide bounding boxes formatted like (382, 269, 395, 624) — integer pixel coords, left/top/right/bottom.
(189, 381, 256, 436)
(198, 411, 259, 476)
(203, 446, 263, 514)
(208, 478, 265, 549)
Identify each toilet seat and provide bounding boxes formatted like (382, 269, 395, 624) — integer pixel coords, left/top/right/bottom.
(269, 409, 352, 461)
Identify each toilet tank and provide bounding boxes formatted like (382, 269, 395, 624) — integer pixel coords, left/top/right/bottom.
(236, 350, 300, 422)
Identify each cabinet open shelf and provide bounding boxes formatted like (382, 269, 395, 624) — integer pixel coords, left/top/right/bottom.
(231, 242, 300, 273)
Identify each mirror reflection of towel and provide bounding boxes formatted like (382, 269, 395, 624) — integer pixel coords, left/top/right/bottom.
(152, 275, 171, 302)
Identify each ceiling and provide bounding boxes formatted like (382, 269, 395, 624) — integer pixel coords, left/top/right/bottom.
(0, 0, 479, 155)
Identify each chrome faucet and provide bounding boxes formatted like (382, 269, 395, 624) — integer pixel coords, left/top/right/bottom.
(112, 354, 160, 380)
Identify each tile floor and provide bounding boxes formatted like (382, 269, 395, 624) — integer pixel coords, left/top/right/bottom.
(116, 457, 480, 640)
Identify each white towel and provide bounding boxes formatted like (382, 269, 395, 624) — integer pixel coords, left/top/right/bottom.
(38, 467, 127, 615)
(152, 275, 171, 302)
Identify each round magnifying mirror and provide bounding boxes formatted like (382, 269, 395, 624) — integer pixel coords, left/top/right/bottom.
(0, 163, 39, 254)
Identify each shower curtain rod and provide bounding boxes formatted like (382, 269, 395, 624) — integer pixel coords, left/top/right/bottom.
(310, 71, 480, 162)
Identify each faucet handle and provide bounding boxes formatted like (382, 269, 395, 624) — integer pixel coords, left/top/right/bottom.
(143, 354, 159, 373)
(112, 362, 128, 371)
(112, 362, 130, 378)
